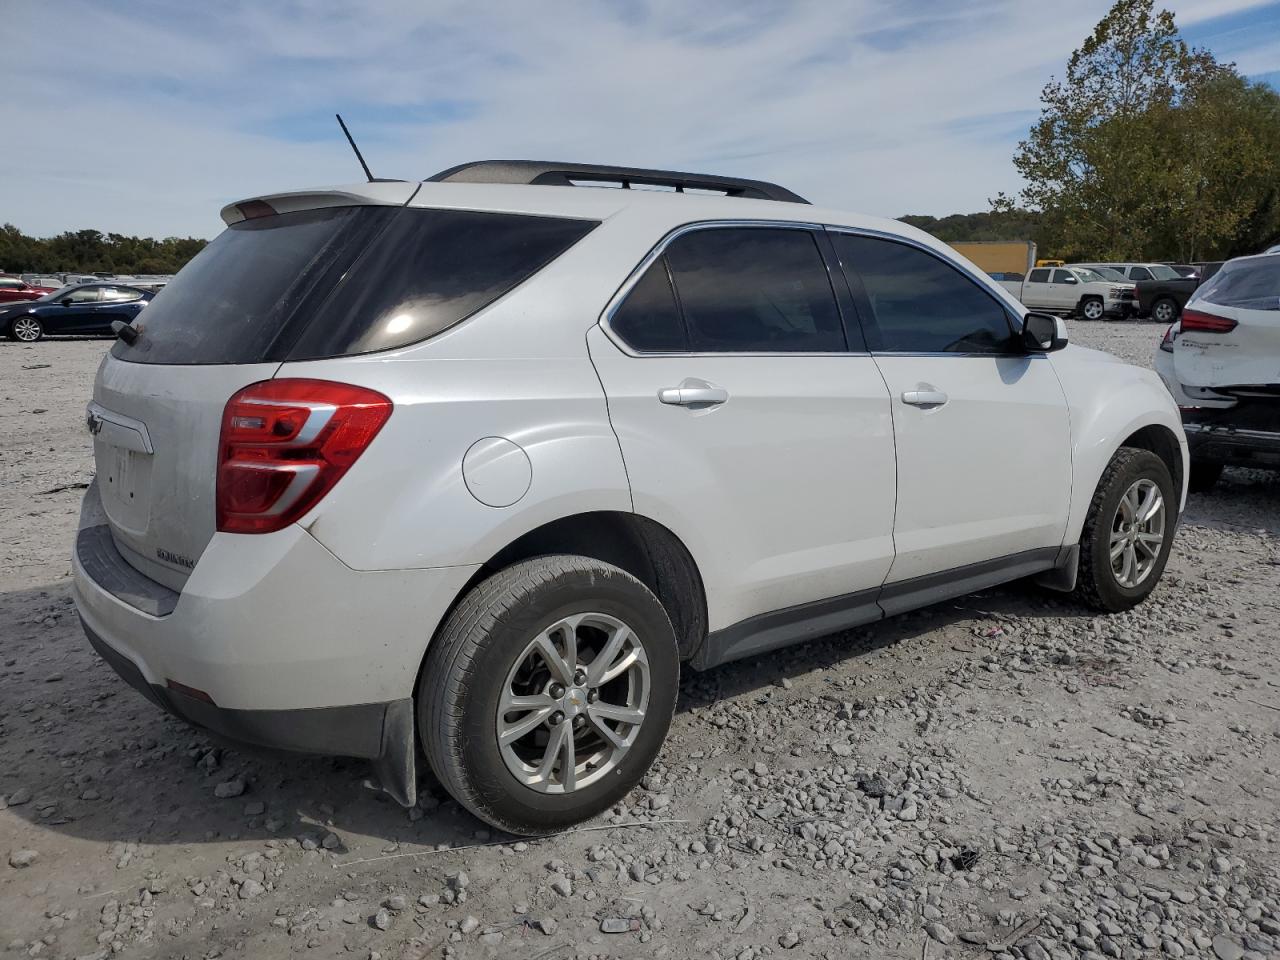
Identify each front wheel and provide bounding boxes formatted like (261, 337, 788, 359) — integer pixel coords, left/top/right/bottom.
(419, 555, 679, 835)
(1074, 448, 1176, 612)
(1079, 297, 1105, 321)
(8, 316, 43, 342)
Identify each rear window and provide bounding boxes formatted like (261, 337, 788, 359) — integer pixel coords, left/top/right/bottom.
(113, 205, 598, 364)
(1192, 257, 1280, 311)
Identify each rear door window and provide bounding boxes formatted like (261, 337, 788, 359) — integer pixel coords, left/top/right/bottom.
(113, 206, 598, 364)
(1028, 269, 1050, 283)
(609, 258, 688, 352)
(662, 227, 845, 353)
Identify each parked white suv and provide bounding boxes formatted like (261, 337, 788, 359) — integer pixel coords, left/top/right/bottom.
(73, 162, 1187, 834)
(1154, 251, 1280, 492)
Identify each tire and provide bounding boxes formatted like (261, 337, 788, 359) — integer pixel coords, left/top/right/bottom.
(8, 315, 43, 342)
(419, 555, 679, 835)
(1074, 448, 1177, 613)
(1187, 459, 1223, 493)
(1151, 298, 1179, 324)
(1079, 297, 1105, 321)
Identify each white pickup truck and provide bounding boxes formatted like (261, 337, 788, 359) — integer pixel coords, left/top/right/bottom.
(993, 266, 1137, 321)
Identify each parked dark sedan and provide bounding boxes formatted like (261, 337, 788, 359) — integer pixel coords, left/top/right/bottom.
(1, 283, 153, 342)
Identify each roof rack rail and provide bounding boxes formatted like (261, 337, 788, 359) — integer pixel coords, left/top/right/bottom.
(426, 160, 808, 204)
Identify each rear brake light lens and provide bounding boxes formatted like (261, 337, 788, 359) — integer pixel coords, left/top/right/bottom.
(1159, 324, 1176, 353)
(217, 379, 392, 534)
(1179, 308, 1237, 333)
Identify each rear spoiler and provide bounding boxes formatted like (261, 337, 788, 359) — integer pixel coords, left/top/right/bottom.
(219, 183, 419, 226)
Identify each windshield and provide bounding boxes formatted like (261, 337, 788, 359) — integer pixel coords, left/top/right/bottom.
(1073, 268, 1106, 283)
(1090, 267, 1127, 281)
(1191, 256, 1280, 311)
(1149, 265, 1180, 280)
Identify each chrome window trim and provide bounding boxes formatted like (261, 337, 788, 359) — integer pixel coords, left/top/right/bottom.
(597, 219, 867, 359)
(599, 219, 1032, 360)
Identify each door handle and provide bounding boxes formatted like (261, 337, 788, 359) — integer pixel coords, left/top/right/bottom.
(901, 389, 948, 407)
(658, 379, 729, 407)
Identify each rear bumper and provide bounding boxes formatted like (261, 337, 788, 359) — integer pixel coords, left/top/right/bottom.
(71, 480, 480, 802)
(1183, 420, 1280, 468)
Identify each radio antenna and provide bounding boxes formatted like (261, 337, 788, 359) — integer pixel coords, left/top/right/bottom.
(335, 113, 375, 182)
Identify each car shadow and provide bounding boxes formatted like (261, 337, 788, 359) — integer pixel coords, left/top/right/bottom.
(0, 576, 1092, 849)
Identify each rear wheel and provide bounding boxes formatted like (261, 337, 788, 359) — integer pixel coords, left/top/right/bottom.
(1151, 297, 1179, 324)
(1079, 297, 1105, 321)
(419, 555, 679, 835)
(8, 316, 43, 342)
(1187, 459, 1223, 493)
(1074, 448, 1176, 612)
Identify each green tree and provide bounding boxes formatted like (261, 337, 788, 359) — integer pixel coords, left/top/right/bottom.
(1009, 0, 1278, 261)
(0, 224, 207, 275)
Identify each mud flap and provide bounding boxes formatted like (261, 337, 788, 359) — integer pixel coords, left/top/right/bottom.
(1033, 544, 1079, 593)
(372, 698, 417, 807)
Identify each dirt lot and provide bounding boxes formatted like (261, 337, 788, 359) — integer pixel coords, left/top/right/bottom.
(2, 325, 1278, 960)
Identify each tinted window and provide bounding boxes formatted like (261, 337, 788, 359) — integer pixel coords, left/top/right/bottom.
(114, 206, 597, 364)
(834, 234, 1014, 354)
(1130, 267, 1152, 281)
(610, 258, 687, 352)
(663, 228, 844, 353)
(1053, 269, 1077, 283)
(61, 286, 100, 303)
(1028, 269, 1050, 283)
(1192, 257, 1279, 311)
(114, 206, 383, 365)
(291, 209, 598, 359)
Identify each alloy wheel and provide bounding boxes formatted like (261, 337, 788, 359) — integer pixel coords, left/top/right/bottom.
(1153, 301, 1176, 323)
(12, 317, 41, 341)
(1110, 478, 1165, 588)
(1083, 300, 1104, 321)
(496, 612, 649, 794)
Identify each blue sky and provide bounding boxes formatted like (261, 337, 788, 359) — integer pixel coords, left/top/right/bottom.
(2, 0, 1277, 238)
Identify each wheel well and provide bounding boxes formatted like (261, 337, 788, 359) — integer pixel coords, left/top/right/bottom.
(1121, 425, 1183, 502)
(451, 512, 708, 661)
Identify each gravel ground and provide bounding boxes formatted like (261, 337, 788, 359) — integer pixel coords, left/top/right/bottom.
(1, 323, 1278, 960)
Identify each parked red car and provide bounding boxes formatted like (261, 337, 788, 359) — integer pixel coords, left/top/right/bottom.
(0, 276, 58, 304)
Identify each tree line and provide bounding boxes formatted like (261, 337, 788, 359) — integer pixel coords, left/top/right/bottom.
(986, 0, 1279, 263)
(0, 224, 207, 276)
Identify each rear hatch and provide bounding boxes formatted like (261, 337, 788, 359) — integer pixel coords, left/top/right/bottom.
(91, 184, 599, 589)
(1173, 255, 1280, 389)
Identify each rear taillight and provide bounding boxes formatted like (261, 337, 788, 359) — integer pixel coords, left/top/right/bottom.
(1179, 308, 1237, 333)
(1159, 324, 1176, 353)
(217, 379, 392, 534)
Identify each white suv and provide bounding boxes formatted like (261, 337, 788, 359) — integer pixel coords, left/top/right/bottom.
(73, 162, 1187, 834)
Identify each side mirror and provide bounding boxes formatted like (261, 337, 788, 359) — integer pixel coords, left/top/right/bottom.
(1022, 311, 1067, 352)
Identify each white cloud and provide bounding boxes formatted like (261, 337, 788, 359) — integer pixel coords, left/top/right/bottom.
(1, 0, 1275, 237)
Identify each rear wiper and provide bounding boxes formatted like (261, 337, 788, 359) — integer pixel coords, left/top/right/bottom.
(111, 320, 139, 345)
